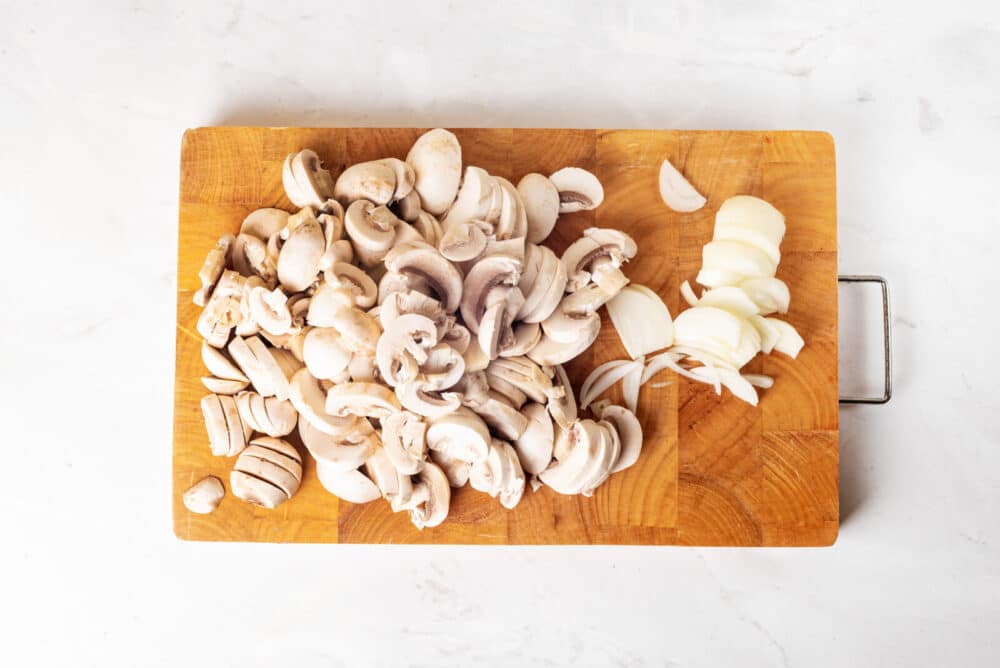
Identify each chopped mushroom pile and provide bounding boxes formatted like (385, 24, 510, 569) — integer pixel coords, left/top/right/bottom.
(190, 129, 646, 528)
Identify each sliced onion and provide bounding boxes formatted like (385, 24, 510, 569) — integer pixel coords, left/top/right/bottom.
(695, 267, 744, 289)
(742, 373, 774, 389)
(697, 287, 760, 318)
(689, 366, 722, 395)
(717, 368, 759, 405)
(642, 351, 703, 385)
(579, 358, 643, 409)
(680, 280, 699, 307)
(668, 345, 737, 371)
(658, 159, 706, 212)
(748, 314, 780, 354)
(673, 306, 743, 352)
(766, 318, 805, 358)
(579, 359, 631, 407)
(740, 277, 790, 315)
(622, 356, 643, 413)
(702, 240, 777, 279)
(715, 196, 785, 246)
(732, 320, 763, 368)
(606, 285, 674, 360)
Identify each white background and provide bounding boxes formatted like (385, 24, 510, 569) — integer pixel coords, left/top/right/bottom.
(2, 1, 998, 666)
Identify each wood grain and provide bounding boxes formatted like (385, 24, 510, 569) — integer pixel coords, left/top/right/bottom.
(174, 128, 839, 546)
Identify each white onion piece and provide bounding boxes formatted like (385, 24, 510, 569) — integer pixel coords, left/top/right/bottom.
(622, 356, 644, 413)
(658, 159, 706, 212)
(642, 351, 703, 385)
(695, 267, 745, 289)
(589, 399, 612, 417)
(680, 280, 699, 307)
(673, 306, 743, 351)
(579, 359, 631, 407)
(715, 196, 785, 244)
(669, 345, 737, 371)
(740, 277, 790, 315)
(742, 373, 774, 389)
(749, 315, 780, 354)
(732, 320, 763, 368)
(647, 382, 671, 389)
(689, 366, 722, 395)
(697, 287, 760, 318)
(579, 359, 643, 410)
(718, 368, 759, 405)
(606, 285, 674, 360)
(702, 240, 777, 279)
(766, 318, 805, 358)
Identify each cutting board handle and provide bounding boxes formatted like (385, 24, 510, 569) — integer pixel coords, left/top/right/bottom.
(838, 275, 892, 405)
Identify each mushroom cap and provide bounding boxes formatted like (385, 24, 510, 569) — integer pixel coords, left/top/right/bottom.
(538, 420, 605, 495)
(474, 393, 529, 441)
(547, 364, 578, 430)
(381, 410, 428, 475)
(201, 393, 246, 457)
(302, 327, 353, 380)
(288, 367, 360, 435)
(517, 174, 560, 243)
(235, 391, 298, 437)
(324, 262, 378, 309)
(182, 476, 225, 514)
(306, 282, 355, 327)
(486, 356, 553, 404)
(396, 189, 422, 222)
(492, 177, 526, 241)
(248, 286, 293, 335)
(548, 167, 604, 213)
(426, 407, 491, 463)
(421, 343, 466, 391)
(459, 254, 521, 334)
(441, 166, 493, 230)
(470, 439, 525, 509)
(384, 242, 463, 313)
(364, 446, 414, 511)
(344, 200, 399, 267)
(316, 462, 381, 504)
(277, 209, 325, 292)
(406, 128, 462, 215)
(500, 322, 541, 358)
(201, 376, 249, 395)
(601, 405, 643, 473)
(284, 150, 337, 209)
(377, 158, 416, 201)
(327, 307, 381, 355)
(409, 462, 451, 529)
(379, 290, 450, 339)
(412, 211, 443, 246)
(334, 160, 397, 206)
(231, 437, 303, 508)
(298, 412, 376, 470)
(325, 382, 401, 419)
(514, 402, 555, 475)
(438, 220, 489, 262)
(201, 342, 248, 382)
(429, 449, 471, 487)
(241, 208, 289, 240)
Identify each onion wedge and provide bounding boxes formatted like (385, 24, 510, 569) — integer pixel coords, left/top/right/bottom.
(658, 159, 706, 212)
(622, 356, 643, 413)
(766, 318, 805, 358)
(606, 285, 674, 359)
(579, 358, 644, 410)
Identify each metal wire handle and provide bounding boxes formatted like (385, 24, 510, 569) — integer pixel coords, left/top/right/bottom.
(838, 275, 892, 404)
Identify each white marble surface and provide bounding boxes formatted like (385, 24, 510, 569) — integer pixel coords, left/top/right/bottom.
(2, 1, 998, 665)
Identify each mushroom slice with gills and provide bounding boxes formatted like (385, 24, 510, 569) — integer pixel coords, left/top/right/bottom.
(541, 302, 600, 344)
(364, 446, 414, 512)
(231, 233, 276, 283)
(470, 439, 525, 509)
(495, 322, 537, 358)
(486, 356, 553, 404)
(328, 307, 381, 355)
(459, 254, 521, 334)
(492, 177, 524, 241)
(231, 437, 303, 508)
(561, 227, 637, 293)
(407, 462, 451, 529)
(421, 343, 466, 391)
(316, 462, 381, 504)
(288, 368, 359, 435)
(441, 166, 493, 230)
(477, 292, 521, 361)
(306, 282, 356, 327)
(396, 378, 461, 418)
(240, 208, 288, 241)
(430, 449, 471, 488)
(589, 258, 630, 296)
(201, 393, 248, 457)
(405, 128, 462, 216)
(277, 208, 325, 292)
(283, 149, 337, 209)
(384, 241, 464, 314)
(379, 290, 449, 339)
(580, 421, 621, 496)
(412, 211, 443, 246)
(452, 370, 490, 409)
(442, 322, 471, 355)
(393, 222, 425, 246)
(235, 391, 297, 438)
(323, 261, 378, 309)
(197, 270, 248, 346)
(516, 242, 544, 300)
(601, 405, 643, 474)
(344, 199, 400, 267)
(474, 392, 529, 441)
(518, 173, 560, 243)
(517, 244, 568, 323)
(395, 189, 422, 222)
(376, 312, 439, 386)
(526, 323, 600, 366)
(559, 282, 617, 317)
(438, 219, 489, 262)
(302, 327, 352, 380)
(377, 270, 431, 305)
(247, 286, 293, 335)
(227, 335, 294, 400)
(326, 382, 401, 419)
(376, 157, 416, 201)
(514, 402, 555, 475)
(486, 373, 527, 409)
(549, 167, 604, 214)
(193, 235, 233, 307)
(348, 353, 378, 382)
(298, 413, 376, 471)
(201, 376, 249, 395)
(333, 160, 397, 206)
(538, 420, 605, 495)
(381, 410, 428, 475)
(201, 342, 248, 383)
(462, 338, 490, 373)
(426, 406, 491, 464)
(548, 364, 577, 430)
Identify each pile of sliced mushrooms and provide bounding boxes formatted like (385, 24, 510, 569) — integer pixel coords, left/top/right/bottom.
(184, 129, 804, 528)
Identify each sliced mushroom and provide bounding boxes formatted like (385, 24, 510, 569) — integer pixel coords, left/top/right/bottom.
(201, 342, 248, 382)
(474, 392, 529, 441)
(344, 199, 400, 267)
(538, 420, 604, 494)
(277, 208, 325, 292)
(381, 410, 428, 475)
(324, 261, 378, 309)
(412, 211, 443, 246)
(405, 128, 462, 215)
(408, 462, 451, 529)
(182, 476, 225, 514)
(517, 244, 567, 323)
(426, 407, 491, 464)
(500, 322, 541, 358)
(193, 235, 233, 307)
(421, 343, 466, 390)
(327, 307, 381, 355)
(240, 208, 288, 241)
(196, 270, 245, 347)
(476, 289, 524, 360)
(201, 376, 249, 394)
(601, 405, 643, 474)
(462, 338, 490, 373)
(441, 166, 493, 230)
(235, 390, 298, 437)
(459, 254, 521, 334)
(316, 462, 382, 504)
(298, 412, 377, 471)
(306, 282, 354, 326)
(561, 227, 637, 293)
(395, 379, 461, 418)
(549, 167, 604, 213)
(492, 177, 526, 241)
(379, 290, 450, 339)
(517, 173, 560, 243)
(201, 393, 248, 457)
(429, 449, 471, 488)
(470, 438, 525, 509)
(364, 445, 414, 512)
(231, 437, 303, 509)
(376, 312, 438, 386)
(442, 322, 471, 355)
(348, 353, 378, 382)
(333, 160, 397, 205)
(395, 189, 422, 222)
(231, 233, 277, 283)
(486, 356, 553, 404)
(227, 335, 294, 400)
(283, 149, 337, 209)
(302, 327, 352, 380)
(384, 241, 463, 313)
(288, 367, 360, 435)
(247, 286, 293, 335)
(560, 282, 618, 316)
(325, 381, 401, 419)
(548, 364, 577, 430)
(514, 402, 555, 475)
(438, 219, 490, 262)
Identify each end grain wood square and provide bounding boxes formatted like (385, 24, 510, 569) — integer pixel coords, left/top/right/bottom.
(174, 128, 839, 546)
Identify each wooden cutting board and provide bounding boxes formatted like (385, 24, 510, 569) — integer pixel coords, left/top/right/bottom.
(174, 128, 838, 546)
